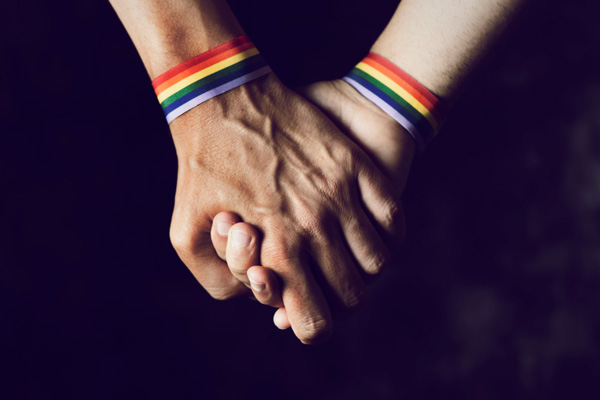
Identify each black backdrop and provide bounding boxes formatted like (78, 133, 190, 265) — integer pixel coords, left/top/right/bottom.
(2, 0, 600, 399)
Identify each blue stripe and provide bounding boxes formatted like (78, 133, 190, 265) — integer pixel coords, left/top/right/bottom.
(162, 56, 268, 116)
(347, 70, 434, 141)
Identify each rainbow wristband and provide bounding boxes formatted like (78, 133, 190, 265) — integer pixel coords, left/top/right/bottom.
(343, 53, 444, 152)
(152, 36, 272, 123)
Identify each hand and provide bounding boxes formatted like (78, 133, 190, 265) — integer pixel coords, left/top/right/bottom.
(299, 79, 416, 187)
(210, 79, 417, 329)
(169, 74, 400, 343)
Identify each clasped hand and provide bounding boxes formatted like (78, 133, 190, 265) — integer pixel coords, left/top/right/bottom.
(169, 73, 415, 344)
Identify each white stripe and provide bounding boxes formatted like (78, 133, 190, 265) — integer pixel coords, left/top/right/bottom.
(165, 66, 272, 124)
(342, 76, 426, 152)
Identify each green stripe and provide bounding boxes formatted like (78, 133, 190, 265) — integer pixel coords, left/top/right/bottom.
(161, 54, 265, 108)
(352, 67, 424, 123)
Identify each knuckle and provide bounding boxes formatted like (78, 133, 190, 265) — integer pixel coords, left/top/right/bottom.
(381, 199, 402, 230)
(364, 249, 390, 275)
(169, 225, 199, 254)
(320, 175, 347, 202)
(298, 211, 322, 234)
(261, 239, 298, 266)
(290, 199, 323, 233)
(342, 287, 367, 310)
(339, 146, 361, 172)
(298, 317, 333, 345)
(205, 286, 238, 301)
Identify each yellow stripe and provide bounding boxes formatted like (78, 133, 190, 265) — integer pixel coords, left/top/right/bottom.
(157, 47, 260, 103)
(356, 62, 439, 131)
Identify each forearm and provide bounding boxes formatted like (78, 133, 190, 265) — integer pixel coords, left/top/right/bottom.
(109, 0, 244, 79)
(371, 0, 527, 101)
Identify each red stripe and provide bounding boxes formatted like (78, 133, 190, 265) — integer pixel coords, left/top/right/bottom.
(152, 36, 251, 89)
(362, 57, 434, 110)
(362, 56, 443, 124)
(367, 53, 440, 107)
(153, 41, 255, 96)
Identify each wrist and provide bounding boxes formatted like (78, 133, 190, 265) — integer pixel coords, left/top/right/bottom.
(110, 0, 245, 79)
(153, 36, 272, 125)
(342, 53, 444, 153)
(143, 32, 242, 80)
(170, 72, 280, 139)
(332, 79, 416, 183)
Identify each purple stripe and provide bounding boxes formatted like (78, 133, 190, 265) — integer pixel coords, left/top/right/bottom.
(165, 66, 272, 123)
(342, 76, 426, 152)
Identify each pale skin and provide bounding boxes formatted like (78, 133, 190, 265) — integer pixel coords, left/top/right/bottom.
(209, 0, 527, 330)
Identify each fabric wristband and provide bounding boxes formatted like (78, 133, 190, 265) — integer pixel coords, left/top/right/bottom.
(152, 36, 272, 123)
(343, 53, 444, 152)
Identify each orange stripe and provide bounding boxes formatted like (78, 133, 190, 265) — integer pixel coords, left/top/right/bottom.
(152, 36, 250, 88)
(367, 53, 439, 105)
(362, 57, 434, 110)
(154, 42, 255, 96)
(363, 56, 443, 124)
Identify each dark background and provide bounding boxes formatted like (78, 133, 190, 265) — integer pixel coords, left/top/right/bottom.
(2, 0, 600, 398)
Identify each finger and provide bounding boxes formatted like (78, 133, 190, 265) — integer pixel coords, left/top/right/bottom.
(247, 265, 283, 308)
(341, 204, 391, 278)
(171, 221, 250, 300)
(262, 243, 333, 344)
(308, 225, 367, 316)
(214, 220, 285, 306)
(281, 270, 333, 345)
(356, 163, 404, 242)
(210, 211, 241, 261)
(273, 307, 291, 330)
(225, 222, 261, 286)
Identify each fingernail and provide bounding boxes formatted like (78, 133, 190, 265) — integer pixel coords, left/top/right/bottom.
(232, 230, 252, 248)
(249, 278, 266, 292)
(216, 220, 233, 237)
